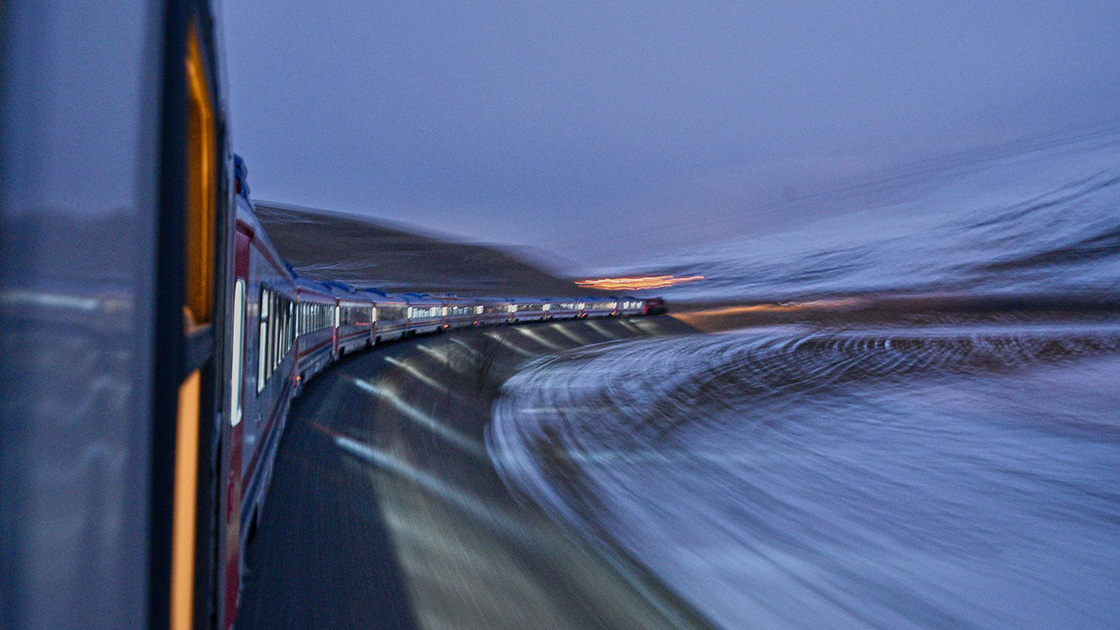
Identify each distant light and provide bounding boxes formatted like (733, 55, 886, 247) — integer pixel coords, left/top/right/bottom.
(575, 274, 704, 291)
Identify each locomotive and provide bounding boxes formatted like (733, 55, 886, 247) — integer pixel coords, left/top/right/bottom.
(0, 2, 657, 629)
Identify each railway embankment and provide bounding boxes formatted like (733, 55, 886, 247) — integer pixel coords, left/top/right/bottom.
(238, 316, 710, 630)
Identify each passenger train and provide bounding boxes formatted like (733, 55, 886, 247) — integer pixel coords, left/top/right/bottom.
(0, 2, 660, 629)
(227, 178, 655, 630)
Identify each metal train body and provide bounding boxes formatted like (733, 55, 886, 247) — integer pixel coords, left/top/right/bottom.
(0, 3, 659, 629)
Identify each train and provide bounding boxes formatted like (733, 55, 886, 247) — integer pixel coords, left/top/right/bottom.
(0, 2, 661, 629)
(227, 173, 656, 629)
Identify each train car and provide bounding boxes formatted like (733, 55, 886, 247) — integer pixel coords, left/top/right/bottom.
(547, 299, 581, 320)
(444, 296, 480, 329)
(294, 277, 337, 385)
(617, 297, 647, 316)
(476, 297, 514, 325)
(369, 290, 409, 343)
(326, 281, 375, 356)
(404, 293, 446, 335)
(510, 298, 550, 322)
(230, 188, 305, 624)
(644, 297, 668, 315)
(584, 297, 619, 318)
(0, 2, 251, 628)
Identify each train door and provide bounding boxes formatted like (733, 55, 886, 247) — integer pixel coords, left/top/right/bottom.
(293, 299, 303, 380)
(173, 22, 226, 630)
(333, 303, 341, 357)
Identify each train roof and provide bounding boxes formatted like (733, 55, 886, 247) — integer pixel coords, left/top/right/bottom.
(357, 287, 390, 298)
(368, 292, 408, 305)
(293, 277, 337, 298)
(322, 279, 357, 294)
(401, 293, 444, 305)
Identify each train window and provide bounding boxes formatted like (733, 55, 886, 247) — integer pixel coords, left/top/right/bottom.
(172, 26, 218, 630)
(230, 280, 246, 426)
(267, 291, 276, 382)
(258, 288, 270, 393)
(278, 297, 284, 364)
(272, 296, 277, 371)
(184, 25, 216, 325)
(269, 292, 276, 380)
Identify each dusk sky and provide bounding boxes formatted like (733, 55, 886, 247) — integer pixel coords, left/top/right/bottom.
(222, 2, 1120, 267)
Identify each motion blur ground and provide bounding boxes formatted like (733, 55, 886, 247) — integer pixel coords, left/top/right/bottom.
(492, 313, 1120, 628)
(237, 316, 709, 630)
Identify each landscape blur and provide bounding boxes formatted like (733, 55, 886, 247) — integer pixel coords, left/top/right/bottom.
(2, 2, 1118, 630)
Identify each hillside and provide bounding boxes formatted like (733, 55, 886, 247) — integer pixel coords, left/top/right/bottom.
(254, 202, 589, 297)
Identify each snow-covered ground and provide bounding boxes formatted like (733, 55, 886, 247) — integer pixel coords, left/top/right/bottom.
(606, 131, 1120, 302)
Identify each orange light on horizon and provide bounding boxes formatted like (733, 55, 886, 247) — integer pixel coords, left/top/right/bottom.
(575, 274, 705, 291)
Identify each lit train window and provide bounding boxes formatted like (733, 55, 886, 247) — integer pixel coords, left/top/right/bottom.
(230, 280, 246, 426)
(172, 25, 218, 630)
(258, 288, 270, 393)
(268, 292, 276, 380)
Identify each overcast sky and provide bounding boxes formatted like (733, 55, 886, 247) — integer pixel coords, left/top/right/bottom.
(222, 1, 1120, 268)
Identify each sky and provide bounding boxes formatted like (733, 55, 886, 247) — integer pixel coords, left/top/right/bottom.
(222, 1, 1120, 269)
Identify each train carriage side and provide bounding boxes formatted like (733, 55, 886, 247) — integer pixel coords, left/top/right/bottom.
(510, 298, 548, 322)
(617, 297, 645, 317)
(587, 298, 618, 318)
(0, 3, 249, 628)
(444, 296, 479, 329)
(372, 294, 409, 343)
(643, 297, 667, 315)
(294, 278, 337, 384)
(550, 300, 580, 320)
(328, 283, 374, 356)
(404, 293, 445, 336)
(476, 297, 514, 325)
(229, 193, 302, 625)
